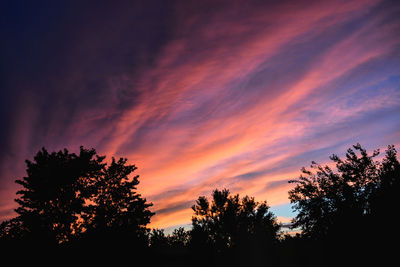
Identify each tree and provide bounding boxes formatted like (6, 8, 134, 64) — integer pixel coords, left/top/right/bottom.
(288, 144, 400, 264)
(0, 146, 154, 250)
(81, 157, 154, 249)
(148, 227, 191, 266)
(169, 227, 190, 248)
(12, 147, 104, 245)
(149, 227, 190, 249)
(370, 145, 400, 218)
(149, 228, 169, 250)
(191, 189, 280, 265)
(288, 143, 399, 238)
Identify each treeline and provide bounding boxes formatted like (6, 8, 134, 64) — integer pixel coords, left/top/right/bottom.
(0, 144, 399, 266)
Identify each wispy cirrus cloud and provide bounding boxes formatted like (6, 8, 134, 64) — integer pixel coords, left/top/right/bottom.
(1, 0, 399, 229)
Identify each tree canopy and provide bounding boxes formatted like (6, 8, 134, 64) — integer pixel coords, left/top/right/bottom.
(1, 143, 399, 266)
(191, 189, 280, 265)
(288, 144, 400, 239)
(288, 144, 400, 265)
(0, 146, 154, 249)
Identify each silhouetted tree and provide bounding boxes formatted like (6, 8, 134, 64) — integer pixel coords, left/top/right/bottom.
(370, 145, 400, 218)
(81, 157, 154, 251)
(149, 228, 169, 249)
(0, 147, 154, 257)
(149, 227, 190, 249)
(148, 227, 191, 266)
(169, 227, 190, 248)
(0, 218, 24, 245)
(10, 147, 105, 245)
(191, 189, 280, 266)
(288, 144, 400, 265)
(3, 143, 398, 266)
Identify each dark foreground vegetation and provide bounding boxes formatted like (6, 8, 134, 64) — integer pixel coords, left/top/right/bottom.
(1, 144, 399, 266)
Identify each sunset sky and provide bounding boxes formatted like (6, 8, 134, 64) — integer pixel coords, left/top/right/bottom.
(1, 0, 399, 231)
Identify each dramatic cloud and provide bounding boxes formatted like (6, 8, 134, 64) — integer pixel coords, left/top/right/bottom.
(1, 0, 399, 229)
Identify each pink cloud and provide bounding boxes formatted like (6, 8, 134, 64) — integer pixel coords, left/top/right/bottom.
(2, 0, 399, 230)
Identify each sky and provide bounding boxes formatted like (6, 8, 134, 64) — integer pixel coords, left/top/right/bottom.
(1, 0, 399, 230)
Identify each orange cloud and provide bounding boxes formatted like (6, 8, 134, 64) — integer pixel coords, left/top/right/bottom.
(2, 0, 399, 230)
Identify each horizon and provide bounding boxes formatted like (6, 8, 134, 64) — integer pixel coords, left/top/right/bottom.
(1, 0, 399, 232)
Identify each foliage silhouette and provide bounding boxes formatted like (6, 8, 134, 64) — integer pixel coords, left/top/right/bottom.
(191, 188, 280, 266)
(78, 157, 154, 253)
(147, 228, 192, 266)
(288, 143, 400, 265)
(11, 147, 104, 245)
(1, 143, 399, 266)
(0, 146, 154, 263)
(149, 227, 190, 249)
